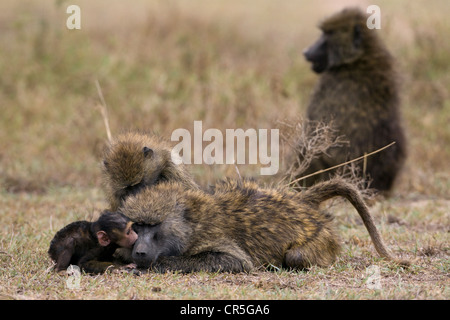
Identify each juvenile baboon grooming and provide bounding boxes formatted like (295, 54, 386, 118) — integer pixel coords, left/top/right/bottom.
(297, 7, 406, 191)
(121, 179, 407, 273)
(102, 132, 200, 210)
(48, 211, 137, 273)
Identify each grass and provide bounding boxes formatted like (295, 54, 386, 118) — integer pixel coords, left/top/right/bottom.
(0, 187, 447, 300)
(0, 0, 449, 300)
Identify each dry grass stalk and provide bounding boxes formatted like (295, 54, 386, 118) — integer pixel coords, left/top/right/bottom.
(287, 141, 397, 188)
(279, 118, 396, 200)
(279, 118, 347, 183)
(95, 79, 112, 143)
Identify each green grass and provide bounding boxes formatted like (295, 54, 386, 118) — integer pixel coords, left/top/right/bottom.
(0, 0, 449, 300)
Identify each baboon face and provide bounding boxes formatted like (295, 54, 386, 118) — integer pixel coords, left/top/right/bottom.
(96, 211, 138, 248)
(110, 221, 138, 249)
(131, 223, 182, 268)
(103, 145, 156, 202)
(303, 33, 329, 73)
(121, 186, 194, 268)
(304, 10, 365, 73)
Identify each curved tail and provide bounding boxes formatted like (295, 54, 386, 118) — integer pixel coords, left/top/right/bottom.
(299, 178, 408, 266)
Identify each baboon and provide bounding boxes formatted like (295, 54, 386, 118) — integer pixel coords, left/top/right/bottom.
(102, 132, 200, 211)
(297, 7, 406, 192)
(48, 211, 137, 273)
(120, 179, 407, 273)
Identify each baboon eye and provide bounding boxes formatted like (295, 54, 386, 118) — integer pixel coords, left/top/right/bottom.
(143, 147, 153, 158)
(103, 160, 109, 168)
(133, 223, 144, 229)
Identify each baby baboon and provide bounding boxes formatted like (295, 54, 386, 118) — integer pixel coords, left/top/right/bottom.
(298, 7, 406, 191)
(48, 211, 137, 273)
(102, 132, 200, 210)
(120, 179, 407, 273)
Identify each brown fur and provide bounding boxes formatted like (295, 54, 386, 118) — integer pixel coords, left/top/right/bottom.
(121, 178, 407, 273)
(297, 7, 406, 192)
(102, 131, 200, 210)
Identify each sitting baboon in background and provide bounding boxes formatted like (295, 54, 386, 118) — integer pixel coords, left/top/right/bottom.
(296, 7, 406, 192)
(121, 179, 407, 273)
(102, 132, 200, 211)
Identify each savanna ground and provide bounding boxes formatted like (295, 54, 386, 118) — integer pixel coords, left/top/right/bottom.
(0, 0, 448, 300)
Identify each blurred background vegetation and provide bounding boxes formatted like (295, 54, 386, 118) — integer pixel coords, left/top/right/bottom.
(0, 0, 449, 197)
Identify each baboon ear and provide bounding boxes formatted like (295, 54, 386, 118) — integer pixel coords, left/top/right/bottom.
(353, 24, 362, 49)
(143, 147, 153, 158)
(97, 231, 111, 246)
(103, 160, 109, 169)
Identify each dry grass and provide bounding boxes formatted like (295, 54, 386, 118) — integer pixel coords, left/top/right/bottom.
(0, 188, 448, 300)
(0, 0, 449, 300)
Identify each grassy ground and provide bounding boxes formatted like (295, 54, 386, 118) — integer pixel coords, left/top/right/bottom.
(0, 0, 449, 300)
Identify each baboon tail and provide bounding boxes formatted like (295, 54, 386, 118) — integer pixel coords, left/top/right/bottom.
(300, 178, 408, 266)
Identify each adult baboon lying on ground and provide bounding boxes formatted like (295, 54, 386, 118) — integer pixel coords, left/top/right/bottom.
(121, 179, 408, 272)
